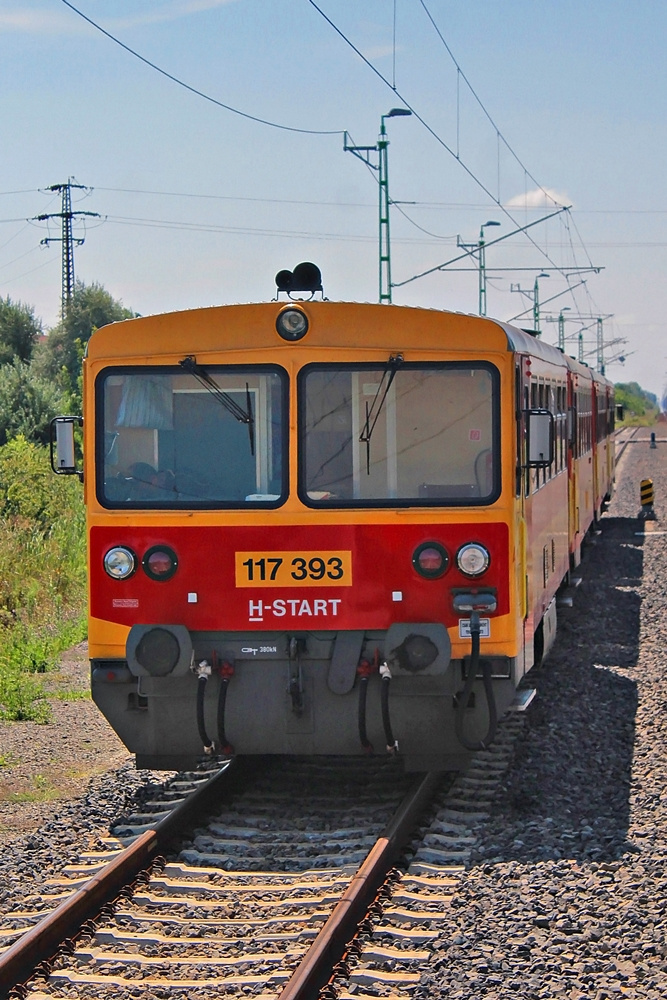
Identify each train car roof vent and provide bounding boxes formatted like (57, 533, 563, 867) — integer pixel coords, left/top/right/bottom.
(275, 262, 324, 300)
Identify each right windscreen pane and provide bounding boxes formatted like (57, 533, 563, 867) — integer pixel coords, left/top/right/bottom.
(301, 363, 498, 505)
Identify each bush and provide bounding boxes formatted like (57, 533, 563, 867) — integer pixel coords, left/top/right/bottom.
(0, 360, 63, 447)
(0, 437, 86, 721)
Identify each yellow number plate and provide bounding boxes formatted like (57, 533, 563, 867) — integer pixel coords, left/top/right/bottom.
(235, 551, 352, 588)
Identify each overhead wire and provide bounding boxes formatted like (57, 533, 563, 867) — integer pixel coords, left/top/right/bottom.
(50, 0, 602, 304)
(58, 0, 344, 136)
(95, 186, 375, 208)
(103, 214, 449, 245)
(305, 0, 583, 284)
(0, 254, 59, 288)
(416, 0, 553, 204)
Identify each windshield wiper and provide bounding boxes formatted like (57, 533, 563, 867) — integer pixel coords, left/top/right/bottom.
(359, 353, 403, 474)
(179, 356, 255, 456)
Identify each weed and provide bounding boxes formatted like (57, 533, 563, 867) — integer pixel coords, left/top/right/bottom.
(0, 438, 86, 722)
(6, 774, 60, 804)
(52, 688, 89, 702)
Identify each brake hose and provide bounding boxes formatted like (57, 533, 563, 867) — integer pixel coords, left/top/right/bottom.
(216, 661, 235, 756)
(454, 611, 498, 751)
(379, 663, 399, 754)
(194, 661, 215, 755)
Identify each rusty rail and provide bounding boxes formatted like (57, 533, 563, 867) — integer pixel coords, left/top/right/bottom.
(0, 760, 235, 998)
(278, 770, 442, 1000)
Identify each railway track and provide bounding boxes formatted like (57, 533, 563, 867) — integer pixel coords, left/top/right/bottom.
(614, 423, 641, 462)
(1, 715, 529, 1000)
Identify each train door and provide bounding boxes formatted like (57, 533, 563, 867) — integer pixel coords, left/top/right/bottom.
(515, 359, 533, 676)
(567, 374, 579, 568)
(591, 382, 600, 516)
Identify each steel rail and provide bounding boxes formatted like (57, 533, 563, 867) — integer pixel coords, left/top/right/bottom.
(278, 770, 442, 1000)
(614, 425, 639, 463)
(0, 760, 234, 999)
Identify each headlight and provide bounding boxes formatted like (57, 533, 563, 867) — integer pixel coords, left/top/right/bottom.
(456, 543, 490, 577)
(104, 546, 137, 580)
(276, 307, 309, 341)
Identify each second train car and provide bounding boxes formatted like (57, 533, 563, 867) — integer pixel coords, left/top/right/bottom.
(52, 270, 615, 771)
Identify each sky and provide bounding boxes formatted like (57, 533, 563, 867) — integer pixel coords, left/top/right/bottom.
(1, 0, 666, 400)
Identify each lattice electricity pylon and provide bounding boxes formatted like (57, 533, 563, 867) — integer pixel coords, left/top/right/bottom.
(34, 179, 99, 317)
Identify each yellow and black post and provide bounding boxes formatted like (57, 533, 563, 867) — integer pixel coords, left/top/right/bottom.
(639, 478, 656, 520)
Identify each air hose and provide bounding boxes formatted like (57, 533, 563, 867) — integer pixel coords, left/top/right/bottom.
(193, 660, 216, 755)
(216, 661, 235, 756)
(379, 663, 399, 754)
(454, 611, 498, 751)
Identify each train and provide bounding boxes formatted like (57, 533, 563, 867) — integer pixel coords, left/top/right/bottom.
(51, 265, 615, 772)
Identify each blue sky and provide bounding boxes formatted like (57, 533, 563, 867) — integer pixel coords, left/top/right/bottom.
(1, 1, 666, 398)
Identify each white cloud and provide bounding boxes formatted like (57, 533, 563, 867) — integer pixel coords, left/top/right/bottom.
(505, 187, 571, 209)
(363, 44, 400, 60)
(0, 9, 72, 32)
(0, 1, 237, 35)
(112, 1, 238, 30)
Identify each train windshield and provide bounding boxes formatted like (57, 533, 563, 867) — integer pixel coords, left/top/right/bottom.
(97, 366, 287, 507)
(299, 362, 499, 505)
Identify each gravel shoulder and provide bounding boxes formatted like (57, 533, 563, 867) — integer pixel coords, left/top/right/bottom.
(0, 642, 131, 845)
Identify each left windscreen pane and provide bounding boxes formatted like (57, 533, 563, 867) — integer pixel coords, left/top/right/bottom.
(97, 367, 287, 507)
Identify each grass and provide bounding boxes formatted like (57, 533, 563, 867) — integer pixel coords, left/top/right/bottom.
(5, 774, 61, 804)
(0, 437, 87, 723)
(52, 688, 90, 702)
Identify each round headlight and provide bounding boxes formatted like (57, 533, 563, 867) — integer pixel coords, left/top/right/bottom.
(457, 543, 490, 577)
(104, 546, 137, 580)
(456, 542, 491, 576)
(276, 307, 309, 341)
(412, 541, 449, 579)
(142, 545, 178, 581)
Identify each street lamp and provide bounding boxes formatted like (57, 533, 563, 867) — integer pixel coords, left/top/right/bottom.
(378, 109, 412, 304)
(343, 108, 412, 304)
(459, 221, 501, 316)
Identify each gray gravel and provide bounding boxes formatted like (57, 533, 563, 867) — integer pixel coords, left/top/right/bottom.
(0, 765, 174, 919)
(416, 430, 667, 999)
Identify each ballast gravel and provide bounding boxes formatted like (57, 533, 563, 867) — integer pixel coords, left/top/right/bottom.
(415, 427, 667, 999)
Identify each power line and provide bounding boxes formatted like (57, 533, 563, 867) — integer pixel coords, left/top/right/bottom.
(305, 0, 588, 286)
(59, 0, 344, 137)
(416, 0, 553, 204)
(81, 187, 667, 218)
(94, 186, 376, 209)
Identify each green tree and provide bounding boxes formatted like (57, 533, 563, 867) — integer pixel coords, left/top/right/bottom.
(0, 296, 42, 364)
(36, 281, 136, 410)
(615, 382, 659, 424)
(0, 360, 63, 446)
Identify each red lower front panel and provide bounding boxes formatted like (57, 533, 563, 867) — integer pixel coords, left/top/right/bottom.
(90, 522, 509, 632)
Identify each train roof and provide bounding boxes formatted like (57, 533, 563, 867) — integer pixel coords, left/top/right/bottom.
(86, 300, 611, 387)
